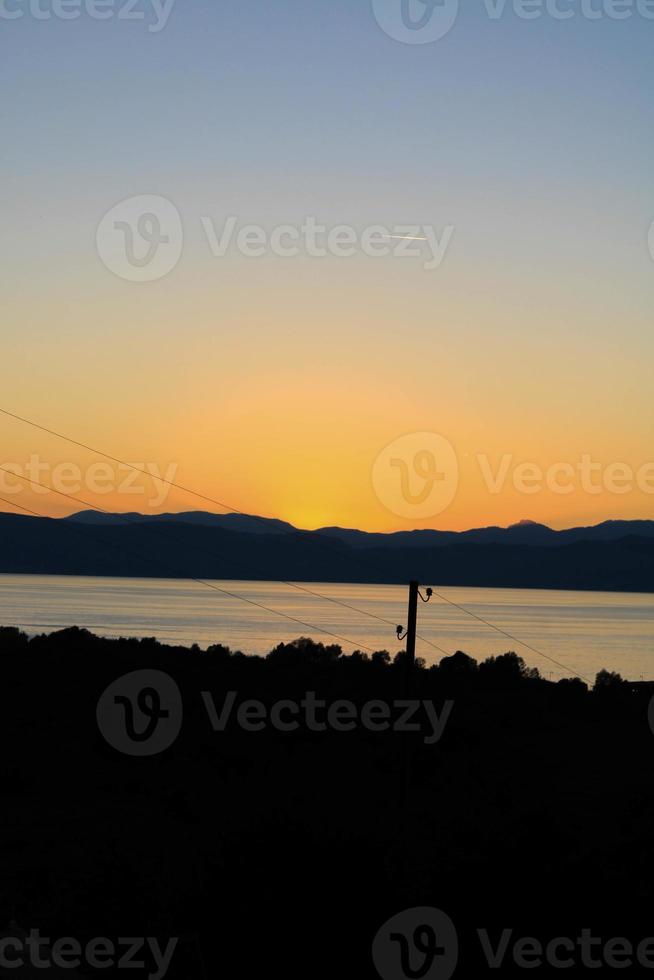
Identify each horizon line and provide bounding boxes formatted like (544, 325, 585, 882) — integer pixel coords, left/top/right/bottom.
(1, 508, 652, 537)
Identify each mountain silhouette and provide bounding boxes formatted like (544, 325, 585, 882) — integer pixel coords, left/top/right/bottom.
(65, 509, 296, 534)
(65, 510, 654, 547)
(1, 512, 653, 591)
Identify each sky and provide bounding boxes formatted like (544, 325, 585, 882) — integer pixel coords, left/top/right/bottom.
(1, 0, 653, 532)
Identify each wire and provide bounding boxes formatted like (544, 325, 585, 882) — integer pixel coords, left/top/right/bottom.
(0, 495, 376, 653)
(0, 406, 251, 515)
(0, 405, 416, 586)
(0, 463, 447, 653)
(0, 404, 585, 675)
(427, 587, 592, 684)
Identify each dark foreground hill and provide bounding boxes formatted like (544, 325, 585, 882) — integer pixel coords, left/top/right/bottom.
(1, 626, 653, 978)
(1, 512, 654, 591)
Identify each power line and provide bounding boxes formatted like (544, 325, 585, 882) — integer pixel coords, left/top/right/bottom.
(0, 494, 376, 653)
(427, 587, 592, 684)
(0, 406, 249, 515)
(0, 404, 586, 675)
(0, 481, 587, 678)
(0, 463, 449, 654)
(0, 405, 413, 583)
(0, 409, 450, 656)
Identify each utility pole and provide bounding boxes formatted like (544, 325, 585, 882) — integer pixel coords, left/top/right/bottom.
(396, 580, 432, 694)
(405, 580, 419, 694)
(397, 580, 432, 808)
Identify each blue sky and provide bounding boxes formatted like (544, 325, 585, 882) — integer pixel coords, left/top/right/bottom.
(1, 0, 653, 530)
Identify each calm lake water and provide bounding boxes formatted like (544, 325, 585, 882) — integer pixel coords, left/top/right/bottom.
(0, 573, 652, 682)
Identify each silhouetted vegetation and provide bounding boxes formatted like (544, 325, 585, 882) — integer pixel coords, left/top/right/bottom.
(1, 626, 653, 977)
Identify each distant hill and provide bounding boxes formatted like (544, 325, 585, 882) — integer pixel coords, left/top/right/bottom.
(65, 510, 654, 549)
(66, 509, 297, 535)
(314, 519, 654, 549)
(1, 512, 653, 591)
